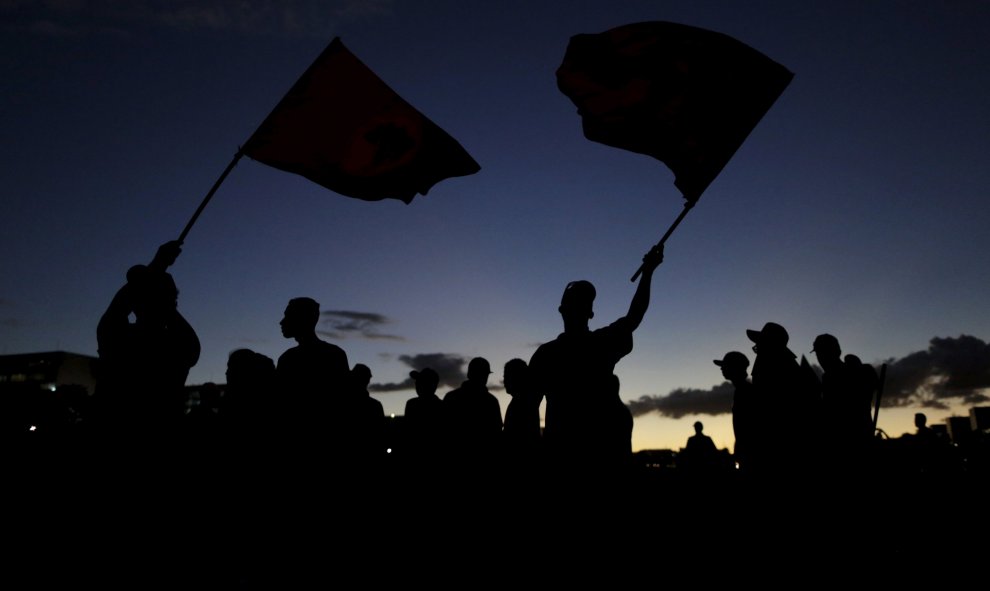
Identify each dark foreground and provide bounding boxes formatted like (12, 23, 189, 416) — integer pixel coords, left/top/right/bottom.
(6, 442, 986, 588)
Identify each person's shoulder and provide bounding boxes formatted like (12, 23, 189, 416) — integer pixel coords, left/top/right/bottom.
(598, 317, 635, 336)
(315, 339, 346, 353)
(276, 346, 300, 364)
(533, 333, 567, 351)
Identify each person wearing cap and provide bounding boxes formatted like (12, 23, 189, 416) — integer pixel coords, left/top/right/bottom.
(403, 367, 448, 474)
(714, 351, 756, 473)
(344, 363, 386, 470)
(443, 356, 503, 472)
(528, 244, 664, 477)
(812, 333, 873, 476)
(745, 321, 820, 479)
(94, 239, 201, 443)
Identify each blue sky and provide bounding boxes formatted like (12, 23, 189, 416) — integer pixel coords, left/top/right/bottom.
(2, 0, 989, 451)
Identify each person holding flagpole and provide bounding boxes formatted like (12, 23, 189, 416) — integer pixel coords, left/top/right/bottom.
(93, 240, 201, 448)
(528, 245, 664, 485)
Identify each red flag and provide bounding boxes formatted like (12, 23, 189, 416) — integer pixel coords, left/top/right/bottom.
(557, 21, 793, 202)
(243, 38, 480, 204)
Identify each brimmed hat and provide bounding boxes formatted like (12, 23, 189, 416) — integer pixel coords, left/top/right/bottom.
(714, 351, 749, 369)
(560, 280, 596, 311)
(746, 322, 789, 348)
(811, 333, 840, 354)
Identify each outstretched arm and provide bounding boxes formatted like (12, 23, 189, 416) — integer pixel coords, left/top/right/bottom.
(624, 244, 664, 331)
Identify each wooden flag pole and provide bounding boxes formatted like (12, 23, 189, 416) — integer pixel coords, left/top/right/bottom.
(630, 199, 696, 282)
(178, 148, 246, 243)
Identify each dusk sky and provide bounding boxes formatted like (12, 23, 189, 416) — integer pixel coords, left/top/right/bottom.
(2, 0, 989, 452)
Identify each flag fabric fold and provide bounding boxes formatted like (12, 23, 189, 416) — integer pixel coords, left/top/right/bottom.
(556, 21, 793, 202)
(243, 38, 480, 204)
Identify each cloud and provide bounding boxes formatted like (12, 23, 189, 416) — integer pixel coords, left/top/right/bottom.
(370, 352, 466, 393)
(879, 335, 990, 409)
(628, 334, 990, 418)
(317, 310, 404, 341)
(628, 382, 734, 419)
(1, 0, 393, 37)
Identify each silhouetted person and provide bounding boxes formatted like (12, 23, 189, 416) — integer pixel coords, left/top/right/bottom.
(813, 334, 874, 477)
(223, 348, 276, 447)
(913, 412, 935, 440)
(910, 412, 952, 475)
(274, 297, 350, 457)
(746, 321, 818, 481)
(529, 245, 664, 480)
(843, 353, 880, 439)
(222, 348, 277, 477)
(403, 367, 448, 478)
(345, 363, 387, 471)
(93, 240, 201, 450)
(714, 351, 756, 473)
(443, 357, 503, 474)
(220, 348, 277, 570)
(501, 358, 543, 477)
(682, 421, 719, 474)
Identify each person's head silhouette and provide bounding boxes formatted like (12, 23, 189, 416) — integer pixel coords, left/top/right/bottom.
(694, 420, 705, 435)
(467, 357, 492, 385)
(352, 363, 372, 390)
(714, 351, 749, 382)
(410, 368, 440, 397)
(558, 280, 596, 322)
(502, 358, 529, 396)
(812, 333, 842, 370)
(746, 321, 791, 356)
(126, 265, 179, 326)
(280, 297, 320, 341)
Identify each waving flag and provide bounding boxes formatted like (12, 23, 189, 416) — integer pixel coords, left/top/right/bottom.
(243, 38, 480, 204)
(557, 21, 793, 202)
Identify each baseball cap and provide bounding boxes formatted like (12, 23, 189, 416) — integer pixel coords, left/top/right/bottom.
(811, 333, 840, 354)
(560, 280, 596, 312)
(746, 322, 789, 348)
(713, 351, 750, 369)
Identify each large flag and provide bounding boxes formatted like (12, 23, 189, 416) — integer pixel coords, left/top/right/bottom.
(242, 38, 480, 204)
(557, 21, 793, 202)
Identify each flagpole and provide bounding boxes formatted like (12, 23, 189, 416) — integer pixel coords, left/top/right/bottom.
(630, 199, 697, 282)
(178, 148, 246, 243)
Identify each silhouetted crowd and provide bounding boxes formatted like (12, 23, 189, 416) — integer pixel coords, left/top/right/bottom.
(6, 240, 988, 585)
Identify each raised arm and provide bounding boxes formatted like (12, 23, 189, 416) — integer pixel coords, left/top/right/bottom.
(149, 240, 183, 273)
(624, 244, 664, 331)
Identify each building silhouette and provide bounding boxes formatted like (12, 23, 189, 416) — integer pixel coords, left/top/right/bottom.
(0, 351, 97, 394)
